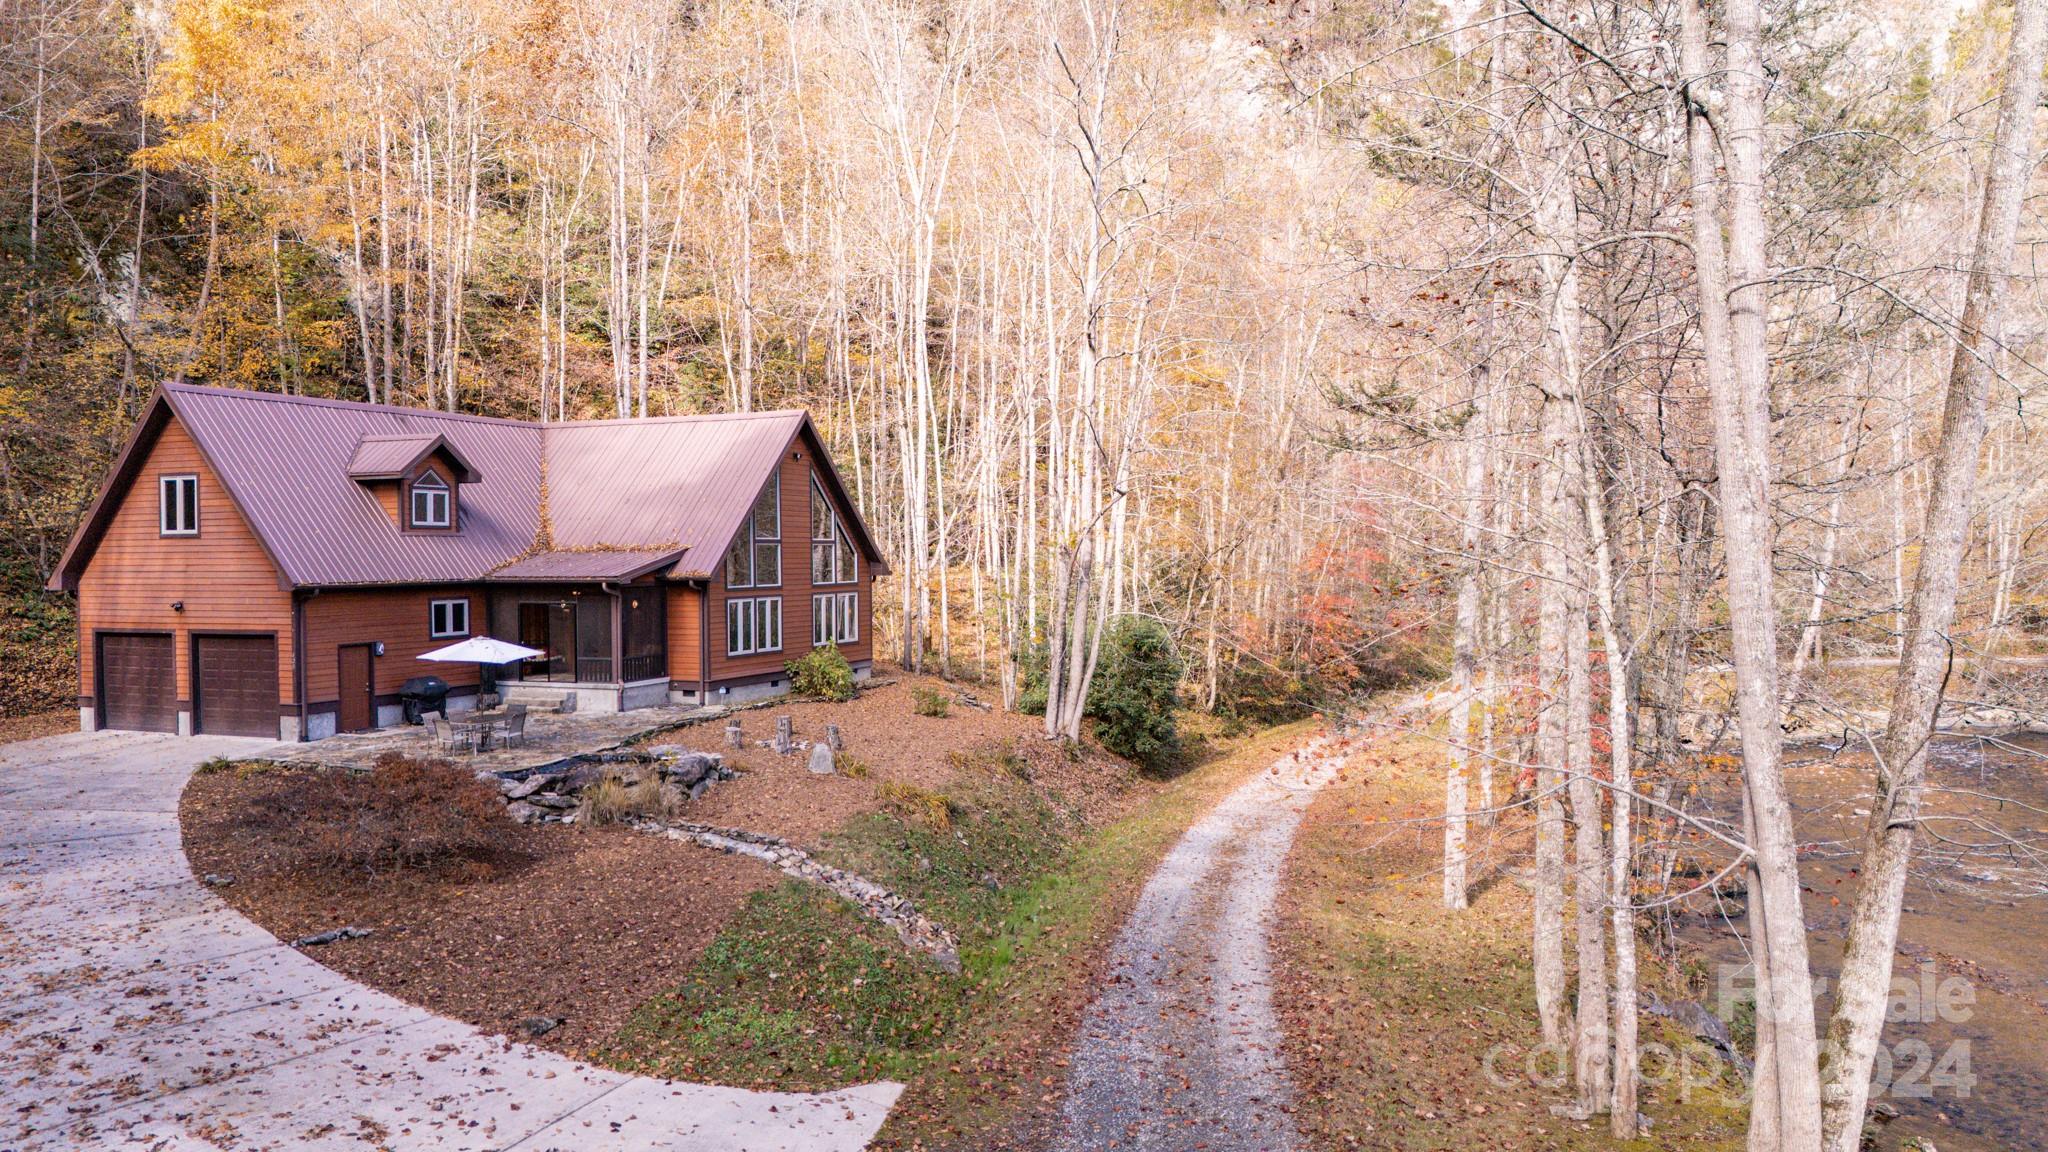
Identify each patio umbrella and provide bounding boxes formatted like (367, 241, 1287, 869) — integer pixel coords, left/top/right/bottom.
(419, 636, 545, 701)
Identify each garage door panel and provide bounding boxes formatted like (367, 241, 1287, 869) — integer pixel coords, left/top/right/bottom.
(194, 635, 278, 738)
(99, 634, 176, 733)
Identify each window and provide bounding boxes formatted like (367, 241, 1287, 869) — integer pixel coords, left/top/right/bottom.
(429, 598, 470, 639)
(410, 471, 451, 528)
(813, 591, 858, 646)
(809, 476, 857, 585)
(159, 475, 199, 536)
(725, 479, 781, 588)
(726, 596, 782, 656)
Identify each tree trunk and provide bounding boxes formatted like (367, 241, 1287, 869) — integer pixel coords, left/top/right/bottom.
(1818, 1, 2048, 1146)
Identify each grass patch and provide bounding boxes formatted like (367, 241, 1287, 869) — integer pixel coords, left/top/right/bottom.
(597, 718, 1321, 1149)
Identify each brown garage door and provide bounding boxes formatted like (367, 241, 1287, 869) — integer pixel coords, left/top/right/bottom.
(99, 632, 176, 733)
(194, 634, 278, 738)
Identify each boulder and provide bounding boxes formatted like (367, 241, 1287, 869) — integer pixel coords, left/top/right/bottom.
(807, 742, 835, 776)
(505, 801, 545, 824)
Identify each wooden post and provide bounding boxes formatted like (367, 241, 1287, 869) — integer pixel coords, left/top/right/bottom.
(725, 718, 744, 750)
(774, 715, 793, 755)
(825, 723, 843, 751)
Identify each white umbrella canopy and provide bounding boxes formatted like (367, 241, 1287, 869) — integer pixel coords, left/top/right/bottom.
(419, 636, 544, 664)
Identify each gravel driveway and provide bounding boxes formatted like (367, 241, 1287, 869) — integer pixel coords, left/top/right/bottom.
(0, 730, 899, 1151)
(1054, 735, 1346, 1152)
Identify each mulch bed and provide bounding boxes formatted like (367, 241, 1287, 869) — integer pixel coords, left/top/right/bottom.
(177, 670, 1135, 1063)
(182, 775, 771, 1059)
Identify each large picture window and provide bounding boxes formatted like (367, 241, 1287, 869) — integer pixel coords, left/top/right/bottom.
(159, 475, 199, 536)
(725, 479, 781, 588)
(727, 596, 782, 656)
(809, 476, 857, 585)
(812, 591, 858, 647)
(429, 598, 470, 639)
(410, 471, 451, 528)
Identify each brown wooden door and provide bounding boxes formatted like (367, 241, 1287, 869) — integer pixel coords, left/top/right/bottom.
(337, 644, 375, 733)
(193, 635, 278, 738)
(99, 632, 176, 733)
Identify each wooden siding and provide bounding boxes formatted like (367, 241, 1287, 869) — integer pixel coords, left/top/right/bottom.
(666, 584, 704, 682)
(77, 419, 294, 706)
(303, 587, 483, 705)
(706, 440, 874, 682)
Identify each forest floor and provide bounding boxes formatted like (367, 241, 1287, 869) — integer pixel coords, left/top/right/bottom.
(0, 711, 73, 746)
(1273, 723, 1751, 1152)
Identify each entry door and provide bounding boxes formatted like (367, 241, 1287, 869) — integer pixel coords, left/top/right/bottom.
(338, 644, 375, 732)
(193, 634, 279, 738)
(518, 602, 575, 681)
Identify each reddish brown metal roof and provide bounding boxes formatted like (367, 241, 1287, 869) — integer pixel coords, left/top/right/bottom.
(488, 548, 686, 582)
(48, 385, 886, 591)
(345, 433, 483, 482)
(543, 411, 807, 579)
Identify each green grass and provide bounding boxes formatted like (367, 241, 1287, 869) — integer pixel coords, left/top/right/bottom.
(596, 718, 1321, 1148)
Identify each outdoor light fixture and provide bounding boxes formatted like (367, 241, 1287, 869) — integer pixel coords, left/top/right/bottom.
(170, 601, 184, 612)
(372, 641, 386, 657)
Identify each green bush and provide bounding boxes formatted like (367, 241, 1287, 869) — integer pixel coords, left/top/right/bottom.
(1085, 616, 1184, 769)
(787, 644, 856, 701)
(911, 685, 951, 718)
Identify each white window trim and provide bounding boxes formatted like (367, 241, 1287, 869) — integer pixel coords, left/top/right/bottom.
(835, 591, 858, 643)
(159, 475, 199, 536)
(809, 476, 858, 586)
(429, 598, 471, 639)
(410, 472, 451, 529)
(727, 596, 782, 656)
(727, 480, 782, 589)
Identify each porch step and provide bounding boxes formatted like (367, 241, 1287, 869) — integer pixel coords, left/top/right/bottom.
(502, 685, 577, 712)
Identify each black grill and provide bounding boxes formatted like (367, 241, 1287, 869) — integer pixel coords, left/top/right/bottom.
(399, 675, 450, 724)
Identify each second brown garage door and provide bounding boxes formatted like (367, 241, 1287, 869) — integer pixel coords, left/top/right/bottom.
(194, 634, 278, 738)
(99, 632, 176, 733)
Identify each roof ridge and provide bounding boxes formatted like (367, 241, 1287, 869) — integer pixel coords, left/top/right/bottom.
(166, 383, 805, 432)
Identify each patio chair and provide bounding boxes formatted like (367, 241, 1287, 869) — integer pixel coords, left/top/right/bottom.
(499, 708, 529, 749)
(432, 716, 472, 754)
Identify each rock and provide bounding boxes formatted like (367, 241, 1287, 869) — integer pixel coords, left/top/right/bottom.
(292, 926, 372, 947)
(520, 1016, 563, 1038)
(659, 751, 723, 786)
(774, 716, 794, 755)
(979, 870, 1001, 891)
(505, 801, 545, 824)
(725, 720, 745, 750)
(202, 873, 235, 887)
(504, 773, 556, 800)
(688, 778, 714, 801)
(527, 793, 576, 810)
(825, 724, 844, 751)
(808, 742, 835, 775)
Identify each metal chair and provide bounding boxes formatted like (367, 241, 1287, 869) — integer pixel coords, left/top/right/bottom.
(499, 709, 528, 749)
(432, 716, 473, 753)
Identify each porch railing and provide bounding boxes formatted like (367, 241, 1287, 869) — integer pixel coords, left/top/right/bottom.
(622, 653, 665, 682)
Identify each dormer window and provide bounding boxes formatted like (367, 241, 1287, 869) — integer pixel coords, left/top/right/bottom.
(409, 471, 451, 529)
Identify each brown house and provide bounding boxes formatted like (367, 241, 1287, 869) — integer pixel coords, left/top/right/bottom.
(49, 384, 887, 741)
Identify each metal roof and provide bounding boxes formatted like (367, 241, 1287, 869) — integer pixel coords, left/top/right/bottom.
(487, 548, 687, 582)
(345, 433, 483, 482)
(47, 385, 884, 591)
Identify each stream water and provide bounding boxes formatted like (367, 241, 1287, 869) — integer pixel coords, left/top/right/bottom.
(1674, 731, 2048, 1151)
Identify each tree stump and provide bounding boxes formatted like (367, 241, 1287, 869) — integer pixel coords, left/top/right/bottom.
(774, 716, 794, 755)
(725, 719, 744, 750)
(825, 723, 844, 751)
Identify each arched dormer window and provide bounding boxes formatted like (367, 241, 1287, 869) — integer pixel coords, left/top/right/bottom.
(409, 471, 452, 529)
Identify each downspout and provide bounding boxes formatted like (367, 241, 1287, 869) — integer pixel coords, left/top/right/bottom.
(698, 580, 711, 705)
(601, 581, 622, 710)
(294, 588, 319, 742)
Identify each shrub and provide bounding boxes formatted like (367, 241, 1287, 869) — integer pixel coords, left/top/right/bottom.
(582, 771, 679, 825)
(233, 754, 515, 877)
(1086, 616, 1184, 769)
(787, 644, 856, 701)
(911, 685, 951, 718)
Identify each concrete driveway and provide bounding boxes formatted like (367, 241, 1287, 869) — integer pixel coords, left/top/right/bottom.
(0, 731, 899, 1151)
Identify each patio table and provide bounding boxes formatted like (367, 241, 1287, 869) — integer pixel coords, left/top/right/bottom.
(458, 713, 501, 752)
